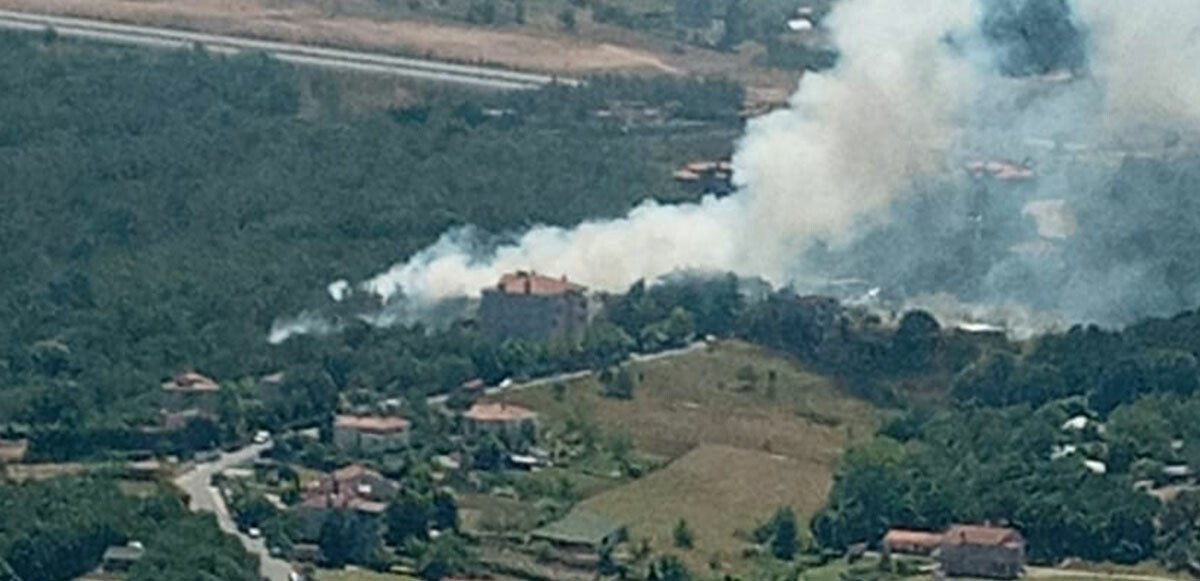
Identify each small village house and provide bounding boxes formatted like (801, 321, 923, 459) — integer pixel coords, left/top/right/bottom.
(0, 438, 28, 463)
(332, 414, 411, 453)
(160, 371, 221, 412)
(531, 509, 625, 552)
(295, 465, 399, 535)
(882, 529, 944, 556)
(100, 541, 145, 573)
(308, 464, 400, 502)
(463, 401, 538, 442)
(938, 524, 1026, 579)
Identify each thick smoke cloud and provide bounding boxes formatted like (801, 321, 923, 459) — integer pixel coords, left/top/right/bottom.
(1075, 1, 1200, 130)
(271, 0, 1200, 341)
(355, 0, 979, 298)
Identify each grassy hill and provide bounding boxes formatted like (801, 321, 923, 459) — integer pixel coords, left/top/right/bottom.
(511, 340, 879, 463)
(505, 340, 880, 571)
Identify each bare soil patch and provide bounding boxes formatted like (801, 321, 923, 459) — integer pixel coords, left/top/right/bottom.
(0, 0, 687, 74)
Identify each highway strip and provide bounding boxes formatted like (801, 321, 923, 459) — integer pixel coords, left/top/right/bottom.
(0, 8, 579, 90)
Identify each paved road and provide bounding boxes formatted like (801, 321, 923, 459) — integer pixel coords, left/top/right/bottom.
(0, 9, 577, 90)
(427, 340, 708, 406)
(173, 442, 295, 581)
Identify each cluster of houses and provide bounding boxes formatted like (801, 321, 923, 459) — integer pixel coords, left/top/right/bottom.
(883, 524, 1026, 579)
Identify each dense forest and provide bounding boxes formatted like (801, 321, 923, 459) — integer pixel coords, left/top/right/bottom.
(0, 31, 741, 444)
(790, 305, 1200, 570)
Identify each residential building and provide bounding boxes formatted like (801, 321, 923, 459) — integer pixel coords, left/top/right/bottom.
(882, 529, 944, 556)
(332, 414, 411, 453)
(297, 465, 398, 521)
(101, 542, 145, 573)
(0, 438, 28, 463)
(531, 509, 626, 552)
(161, 371, 221, 412)
(938, 524, 1026, 579)
(463, 402, 537, 442)
(478, 271, 588, 342)
(308, 464, 400, 502)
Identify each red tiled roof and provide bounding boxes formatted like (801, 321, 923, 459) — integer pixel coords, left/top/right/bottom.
(965, 160, 1035, 181)
(883, 529, 944, 548)
(299, 492, 387, 514)
(943, 524, 1023, 547)
(495, 271, 585, 296)
(464, 402, 537, 423)
(334, 415, 411, 434)
(331, 464, 375, 482)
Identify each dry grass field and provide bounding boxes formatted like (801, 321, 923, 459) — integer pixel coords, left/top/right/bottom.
(503, 340, 881, 572)
(510, 340, 879, 464)
(580, 444, 834, 571)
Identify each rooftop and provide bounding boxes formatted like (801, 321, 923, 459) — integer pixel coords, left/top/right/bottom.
(883, 529, 945, 547)
(299, 492, 388, 515)
(965, 160, 1035, 181)
(464, 401, 537, 423)
(334, 414, 411, 434)
(161, 371, 219, 393)
(532, 509, 623, 547)
(331, 463, 377, 482)
(492, 271, 585, 296)
(102, 543, 146, 562)
(943, 524, 1023, 547)
(0, 438, 28, 462)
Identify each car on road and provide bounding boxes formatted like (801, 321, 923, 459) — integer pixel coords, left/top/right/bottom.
(253, 430, 271, 444)
(247, 527, 262, 539)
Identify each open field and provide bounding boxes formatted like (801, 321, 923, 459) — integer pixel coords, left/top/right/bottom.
(504, 341, 880, 571)
(509, 340, 880, 464)
(0, 0, 793, 86)
(580, 444, 834, 571)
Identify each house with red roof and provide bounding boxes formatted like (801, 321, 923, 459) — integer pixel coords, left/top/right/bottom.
(478, 271, 588, 342)
(938, 524, 1025, 579)
(332, 414, 411, 454)
(463, 401, 538, 442)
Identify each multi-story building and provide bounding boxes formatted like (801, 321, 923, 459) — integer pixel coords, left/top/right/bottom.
(478, 271, 588, 342)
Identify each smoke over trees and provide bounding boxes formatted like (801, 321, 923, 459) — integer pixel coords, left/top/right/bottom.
(311, 0, 1200, 342)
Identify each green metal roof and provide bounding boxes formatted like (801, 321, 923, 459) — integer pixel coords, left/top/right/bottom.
(531, 510, 623, 547)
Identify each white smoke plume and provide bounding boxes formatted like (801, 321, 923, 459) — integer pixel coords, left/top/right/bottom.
(1074, 0, 1200, 130)
(362, 0, 981, 302)
(272, 0, 1200, 340)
